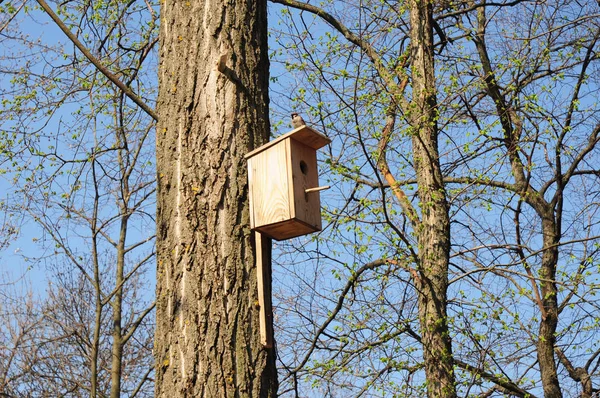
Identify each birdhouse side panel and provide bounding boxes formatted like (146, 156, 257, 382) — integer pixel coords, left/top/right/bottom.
(248, 157, 256, 229)
(289, 139, 322, 231)
(248, 144, 291, 229)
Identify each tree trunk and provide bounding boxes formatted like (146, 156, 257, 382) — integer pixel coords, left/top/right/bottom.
(111, 113, 131, 398)
(409, 1, 457, 396)
(154, 0, 278, 397)
(538, 219, 562, 398)
(110, 213, 128, 398)
(91, 160, 102, 398)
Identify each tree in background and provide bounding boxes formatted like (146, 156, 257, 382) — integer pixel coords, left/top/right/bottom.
(270, 0, 600, 396)
(0, 0, 157, 396)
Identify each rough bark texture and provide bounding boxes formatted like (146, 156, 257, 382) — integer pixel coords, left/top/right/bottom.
(409, 1, 457, 396)
(154, 0, 278, 396)
(538, 220, 561, 398)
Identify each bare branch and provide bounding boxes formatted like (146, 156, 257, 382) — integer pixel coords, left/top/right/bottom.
(36, 0, 158, 122)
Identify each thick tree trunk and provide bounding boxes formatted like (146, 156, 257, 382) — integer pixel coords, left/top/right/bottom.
(154, 1, 277, 396)
(409, 1, 457, 396)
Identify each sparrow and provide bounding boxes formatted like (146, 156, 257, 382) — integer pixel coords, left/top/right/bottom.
(291, 113, 306, 129)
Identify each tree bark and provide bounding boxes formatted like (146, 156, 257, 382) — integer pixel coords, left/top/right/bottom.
(110, 203, 128, 398)
(537, 219, 561, 398)
(154, 0, 277, 397)
(409, 0, 457, 396)
(91, 160, 102, 398)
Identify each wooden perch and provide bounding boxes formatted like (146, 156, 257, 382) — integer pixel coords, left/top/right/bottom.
(305, 185, 330, 194)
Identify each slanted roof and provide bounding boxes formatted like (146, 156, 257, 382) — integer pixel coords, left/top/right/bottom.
(245, 125, 331, 159)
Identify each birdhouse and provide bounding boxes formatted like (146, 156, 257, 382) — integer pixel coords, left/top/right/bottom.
(245, 125, 331, 241)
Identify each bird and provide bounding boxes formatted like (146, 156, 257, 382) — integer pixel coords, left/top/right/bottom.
(291, 112, 306, 129)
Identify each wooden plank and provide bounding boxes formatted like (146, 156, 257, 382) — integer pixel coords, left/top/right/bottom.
(247, 154, 256, 229)
(256, 218, 318, 241)
(285, 138, 295, 220)
(255, 232, 274, 348)
(291, 128, 331, 150)
(244, 126, 331, 159)
(248, 143, 291, 228)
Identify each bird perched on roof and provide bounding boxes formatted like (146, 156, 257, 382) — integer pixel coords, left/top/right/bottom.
(291, 112, 306, 129)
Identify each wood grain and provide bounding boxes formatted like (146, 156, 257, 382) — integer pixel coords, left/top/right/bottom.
(290, 138, 322, 230)
(256, 219, 317, 241)
(248, 143, 290, 229)
(255, 232, 273, 347)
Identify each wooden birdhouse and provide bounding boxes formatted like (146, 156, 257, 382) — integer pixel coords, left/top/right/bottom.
(246, 125, 331, 241)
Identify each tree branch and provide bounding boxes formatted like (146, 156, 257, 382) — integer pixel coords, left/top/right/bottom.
(376, 99, 421, 230)
(454, 359, 537, 398)
(289, 259, 389, 375)
(36, 0, 158, 122)
(555, 347, 593, 397)
(122, 302, 156, 345)
(270, 0, 409, 110)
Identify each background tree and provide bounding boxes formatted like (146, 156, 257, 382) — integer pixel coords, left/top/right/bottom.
(0, 0, 158, 396)
(269, 0, 600, 396)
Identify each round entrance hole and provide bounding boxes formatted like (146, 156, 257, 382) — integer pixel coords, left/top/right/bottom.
(300, 160, 308, 175)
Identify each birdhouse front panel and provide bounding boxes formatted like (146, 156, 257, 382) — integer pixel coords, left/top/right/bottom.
(247, 142, 291, 230)
(246, 126, 331, 241)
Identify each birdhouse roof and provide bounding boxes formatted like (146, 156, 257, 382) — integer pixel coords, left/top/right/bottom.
(245, 126, 331, 159)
